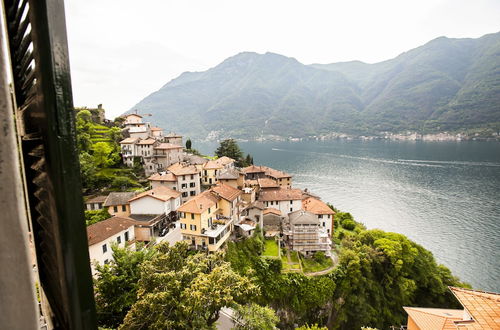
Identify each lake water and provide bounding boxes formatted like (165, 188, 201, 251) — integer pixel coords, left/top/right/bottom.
(197, 140, 500, 291)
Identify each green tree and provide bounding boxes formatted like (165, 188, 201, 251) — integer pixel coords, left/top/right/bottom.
(215, 139, 244, 166)
(296, 325, 328, 330)
(85, 208, 111, 226)
(234, 303, 279, 330)
(120, 242, 257, 329)
(92, 142, 116, 168)
(94, 244, 155, 329)
(79, 152, 97, 189)
(185, 138, 192, 150)
(107, 126, 123, 146)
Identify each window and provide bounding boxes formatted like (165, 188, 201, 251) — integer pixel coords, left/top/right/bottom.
(182, 175, 186, 181)
(318, 214, 323, 219)
(125, 231, 129, 241)
(323, 222, 326, 227)
(190, 224, 197, 231)
(290, 200, 293, 204)
(190, 191, 196, 196)
(104, 259, 109, 265)
(122, 205, 126, 212)
(113, 206, 118, 213)
(182, 192, 188, 197)
(102, 244, 107, 253)
(290, 208, 293, 212)
(117, 236, 121, 243)
(208, 207, 211, 213)
(180, 223, 186, 229)
(191, 213, 195, 220)
(204, 170, 207, 176)
(181, 183, 187, 189)
(173, 187, 176, 190)
(190, 182, 195, 187)
(191, 174, 194, 180)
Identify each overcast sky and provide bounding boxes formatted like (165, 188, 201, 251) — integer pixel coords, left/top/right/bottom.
(64, 0, 500, 119)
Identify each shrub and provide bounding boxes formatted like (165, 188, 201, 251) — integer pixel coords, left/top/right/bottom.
(342, 219, 356, 231)
(313, 251, 326, 263)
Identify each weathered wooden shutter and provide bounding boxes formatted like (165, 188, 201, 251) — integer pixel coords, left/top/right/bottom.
(3, 0, 97, 328)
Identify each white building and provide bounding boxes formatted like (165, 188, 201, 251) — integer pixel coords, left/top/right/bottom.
(258, 188, 303, 215)
(87, 216, 136, 275)
(129, 186, 182, 216)
(152, 143, 184, 172)
(147, 162, 201, 203)
(302, 196, 335, 235)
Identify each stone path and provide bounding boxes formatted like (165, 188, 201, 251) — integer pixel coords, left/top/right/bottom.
(304, 253, 339, 277)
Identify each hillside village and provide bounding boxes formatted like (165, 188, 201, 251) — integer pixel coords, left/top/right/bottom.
(83, 112, 500, 329)
(85, 113, 336, 276)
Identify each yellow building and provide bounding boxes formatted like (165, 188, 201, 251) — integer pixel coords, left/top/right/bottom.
(103, 192, 136, 217)
(202, 156, 235, 186)
(178, 183, 241, 251)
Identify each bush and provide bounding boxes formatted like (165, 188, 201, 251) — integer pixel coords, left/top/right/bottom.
(342, 219, 356, 231)
(313, 251, 326, 263)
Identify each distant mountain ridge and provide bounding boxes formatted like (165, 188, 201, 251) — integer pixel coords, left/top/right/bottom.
(129, 32, 500, 139)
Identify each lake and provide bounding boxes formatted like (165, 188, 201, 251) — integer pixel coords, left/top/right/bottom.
(196, 140, 500, 291)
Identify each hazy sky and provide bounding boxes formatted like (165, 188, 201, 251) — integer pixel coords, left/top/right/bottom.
(65, 0, 500, 118)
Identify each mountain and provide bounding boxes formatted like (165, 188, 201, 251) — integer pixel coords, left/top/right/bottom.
(129, 32, 500, 139)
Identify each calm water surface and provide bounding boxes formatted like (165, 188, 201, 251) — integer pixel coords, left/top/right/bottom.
(197, 140, 500, 291)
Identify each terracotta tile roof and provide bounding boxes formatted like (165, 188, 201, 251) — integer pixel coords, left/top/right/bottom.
(150, 127, 163, 131)
(245, 179, 259, 187)
(154, 143, 183, 150)
(245, 201, 266, 210)
(217, 156, 235, 166)
(258, 178, 280, 189)
(137, 138, 157, 145)
(289, 210, 318, 225)
(165, 132, 182, 138)
(403, 307, 464, 330)
(129, 186, 181, 203)
(211, 183, 242, 202)
(259, 188, 303, 201)
(204, 157, 235, 169)
(87, 216, 134, 246)
(242, 165, 267, 174)
(119, 137, 138, 144)
(85, 195, 107, 203)
(242, 165, 291, 179)
(184, 154, 208, 165)
(148, 172, 176, 182)
(263, 208, 281, 216)
(217, 168, 241, 180)
(167, 162, 199, 176)
(450, 287, 500, 329)
(302, 197, 335, 215)
(104, 192, 137, 206)
(177, 190, 219, 214)
(204, 159, 223, 170)
(125, 113, 142, 118)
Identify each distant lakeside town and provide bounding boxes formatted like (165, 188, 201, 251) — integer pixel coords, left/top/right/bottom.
(203, 129, 500, 143)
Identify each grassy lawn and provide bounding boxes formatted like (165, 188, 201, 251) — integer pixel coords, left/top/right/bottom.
(281, 255, 291, 271)
(263, 239, 279, 257)
(290, 251, 300, 263)
(301, 255, 334, 273)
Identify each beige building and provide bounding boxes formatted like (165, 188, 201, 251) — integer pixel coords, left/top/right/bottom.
(302, 197, 335, 235)
(202, 156, 235, 187)
(152, 143, 184, 172)
(87, 216, 136, 275)
(242, 165, 292, 188)
(217, 168, 245, 189)
(103, 192, 136, 217)
(148, 162, 201, 203)
(164, 132, 183, 146)
(283, 210, 331, 255)
(84, 195, 107, 211)
(178, 184, 241, 251)
(258, 188, 303, 215)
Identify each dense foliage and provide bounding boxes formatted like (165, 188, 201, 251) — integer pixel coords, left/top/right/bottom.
(120, 242, 257, 329)
(94, 214, 468, 329)
(75, 110, 143, 193)
(131, 33, 500, 139)
(94, 244, 155, 328)
(215, 139, 253, 167)
(84, 209, 111, 226)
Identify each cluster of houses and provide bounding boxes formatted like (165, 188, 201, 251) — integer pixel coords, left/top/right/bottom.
(85, 114, 336, 274)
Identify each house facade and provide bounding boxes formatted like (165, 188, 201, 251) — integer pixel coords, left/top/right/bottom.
(103, 192, 136, 217)
(84, 195, 107, 211)
(178, 184, 240, 252)
(87, 216, 136, 275)
(302, 197, 335, 235)
(202, 157, 235, 187)
(242, 165, 292, 188)
(152, 143, 184, 172)
(148, 162, 201, 203)
(258, 188, 303, 215)
(283, 210, 331, 255)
